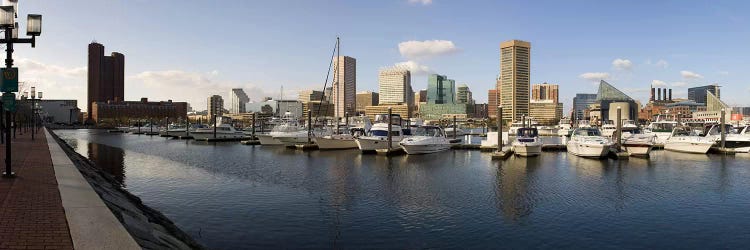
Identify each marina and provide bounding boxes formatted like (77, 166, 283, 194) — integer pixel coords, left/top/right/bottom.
(54, 129, 750, 249)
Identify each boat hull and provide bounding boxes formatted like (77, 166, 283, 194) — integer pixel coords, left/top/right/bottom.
(356, 137, 401, 152)
(664, 141, 713, 154)
(257, 134, 283, 145)
(512, 142, 542, 157)
(567, 142, 611, 158)
(275, 135, 311, 146)
(315, 137, 358, 149)
(623, 144, 652, 156)
(400, 143, 451, 155)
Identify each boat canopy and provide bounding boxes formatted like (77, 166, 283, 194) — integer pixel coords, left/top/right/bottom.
(517, 127, 539, 137)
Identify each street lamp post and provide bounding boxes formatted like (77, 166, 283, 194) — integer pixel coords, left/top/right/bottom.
(1, 3, 43, 178)
(29, 86, 35, 140)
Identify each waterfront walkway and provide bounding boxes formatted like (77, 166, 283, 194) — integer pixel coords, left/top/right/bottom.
(0, 130, 74, 249)
(0, 128, 139, 250)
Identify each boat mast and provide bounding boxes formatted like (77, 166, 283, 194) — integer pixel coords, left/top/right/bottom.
(336, 37, 341, 131)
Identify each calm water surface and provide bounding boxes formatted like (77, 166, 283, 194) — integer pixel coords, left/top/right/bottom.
(55, 129, 750, 249)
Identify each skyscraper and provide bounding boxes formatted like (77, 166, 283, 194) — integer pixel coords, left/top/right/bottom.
(687, 84, 720, 104)
(531, 83, 559, 103)
(573, 93, 598, 120)
(427, 74, 456, 104)
(378, 67, 412, 105)
(229, 88, 249, 113)
(87, 42, 124, 121)
(457, 84, 473, 104)
(332, 56, 357, 118)
(499, 40, 531, 124)
(207, 95, 224, 118)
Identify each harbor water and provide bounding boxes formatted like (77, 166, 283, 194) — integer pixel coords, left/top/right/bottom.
(55, 129, 750, 249)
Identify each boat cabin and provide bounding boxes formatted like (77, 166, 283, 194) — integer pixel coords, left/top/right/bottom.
(573, 128, 602, 136)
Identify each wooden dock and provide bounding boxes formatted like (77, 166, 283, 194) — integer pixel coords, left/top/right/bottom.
(295, 143, 319, 150)
(196, 137, 250, 142)
(491, 147, 513, 160)
(241, 140, 261, 145)
(376, 147, 404, 156)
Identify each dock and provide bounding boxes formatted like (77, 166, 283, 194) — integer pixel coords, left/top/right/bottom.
(295, 143, 319, 150)
(452, 144, 481, 150)
(241, 140, 261, 145)
(491, 146, 513, 160)
(177, 136, 194, 139)
(196, 137, 250, 142)
(376, 147, 404, 156)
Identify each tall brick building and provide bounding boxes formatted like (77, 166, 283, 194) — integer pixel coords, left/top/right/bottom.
(87, 42, 124, 121)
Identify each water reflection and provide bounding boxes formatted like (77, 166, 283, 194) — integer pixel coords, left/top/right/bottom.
(493, 156, 539, 221)
(81, 140, 126, 185)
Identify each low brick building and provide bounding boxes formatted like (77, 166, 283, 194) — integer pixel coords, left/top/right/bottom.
(91, 98, 188, 124)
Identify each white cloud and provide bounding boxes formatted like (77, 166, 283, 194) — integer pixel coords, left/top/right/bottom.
(14, 58, 87, 111)
(579, 72, 610, 81)
(394, 61, 431, 75)
(408, 0, 433, 5)
(680, 70, 703, 80)
(651, 80, 667, 87)
(17, 58, 86, 79)
(398, 40, 459, 60)
(671, 82, 689, 87)
(655, 59, 669, 68)
(612, 58, 633, 70)
(132, 70, 284, 110)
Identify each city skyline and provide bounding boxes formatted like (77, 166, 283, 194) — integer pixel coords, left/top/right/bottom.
(13, 0, 750, 112)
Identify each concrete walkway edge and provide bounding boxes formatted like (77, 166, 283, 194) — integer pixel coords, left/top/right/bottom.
(44, 128, 141, 250)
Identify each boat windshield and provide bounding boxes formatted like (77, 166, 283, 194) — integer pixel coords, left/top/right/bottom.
(704, 124, 737, 135)
(622, 127, 641, 134)
(412, 126, 442, 137)
(374, 114, 402, 125)
(370, 129, 400, 137)
(673, 127, 697, 136)
(651, 123, 676, 132)
(575, 128, 601, 136)
(517, 128, 538, 137)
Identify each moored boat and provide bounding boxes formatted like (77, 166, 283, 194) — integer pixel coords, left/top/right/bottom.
(664, 126, 714, 154)
(567, 127, 613, 158)
(399, 126, 451, 155)
(512, 127, 542, 157)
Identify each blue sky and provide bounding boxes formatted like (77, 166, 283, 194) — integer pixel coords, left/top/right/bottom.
(14, 0, 750, 111)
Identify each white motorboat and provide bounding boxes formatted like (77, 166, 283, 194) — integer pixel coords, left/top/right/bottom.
(512, 127, 542, 157)
(664, 126, 714, 154)
(600, 122, 617, 138)
(268, 111, 309, 146)
(557, 118, 573, 137)
(356, 114, 406, 152)
(192, 117, 246, 140)
(621, 126, 655, 157)
(257, 133, 283, 145)
(508, 119, 539, 135)
(645, 115, 678, 147)
(399, 126, 452, 155)
(703, 124, 750, 153)
(316, 133, 358, 150)
(538, 126, 559, 136)
(159, 123, 190, 137)
(444, 126, 466, 138)
(191, 124, 246, 140)
(567, 127, 613, 158)
(315, 116, 372, 150)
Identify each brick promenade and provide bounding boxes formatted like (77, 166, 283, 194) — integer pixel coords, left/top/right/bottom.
(0, 130, 74, 249)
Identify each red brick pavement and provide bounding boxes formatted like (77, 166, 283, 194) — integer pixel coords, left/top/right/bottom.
(0, 130, 74, 249)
